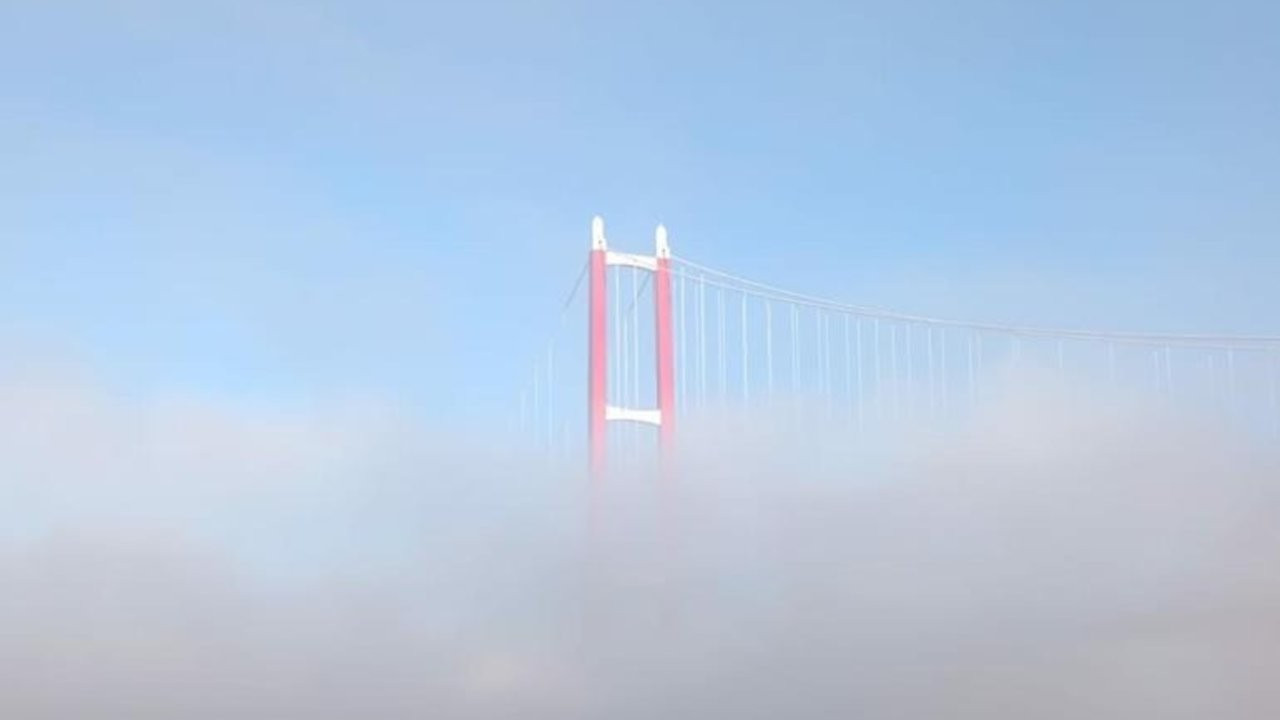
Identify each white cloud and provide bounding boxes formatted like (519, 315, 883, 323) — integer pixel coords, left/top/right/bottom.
(2, 363, 1279, 718)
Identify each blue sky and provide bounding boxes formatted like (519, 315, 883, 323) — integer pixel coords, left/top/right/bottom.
(2, 0, 1277, 426)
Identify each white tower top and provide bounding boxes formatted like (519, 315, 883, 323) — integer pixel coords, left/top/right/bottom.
(654, 224, 670, 259)
(591, 215, 607, 250)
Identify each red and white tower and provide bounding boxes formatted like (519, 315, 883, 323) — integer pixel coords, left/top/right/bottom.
(586, 217, 677, 479)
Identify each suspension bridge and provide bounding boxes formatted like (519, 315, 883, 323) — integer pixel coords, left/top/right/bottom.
(520, 217, 1280, 472)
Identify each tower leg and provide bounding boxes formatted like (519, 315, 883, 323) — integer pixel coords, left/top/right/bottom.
(654, 226, 676, 456)
(588, 218, 609, 479)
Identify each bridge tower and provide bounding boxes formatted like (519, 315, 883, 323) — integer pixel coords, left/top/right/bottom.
(587, 217, 676, 478)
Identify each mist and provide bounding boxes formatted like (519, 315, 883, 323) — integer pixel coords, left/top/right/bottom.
(4, 366, 1280, 718)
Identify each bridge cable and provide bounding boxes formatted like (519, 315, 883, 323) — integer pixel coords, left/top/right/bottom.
(741, 293, 750, 404)
(856, 318, 865, 432)
(765, 300, 774, 398)
(670, 257, 1280, 348)
(520, 256, 588, 449)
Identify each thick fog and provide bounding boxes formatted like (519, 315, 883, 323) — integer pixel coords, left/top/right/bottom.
(3, 365, 1279, 718)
